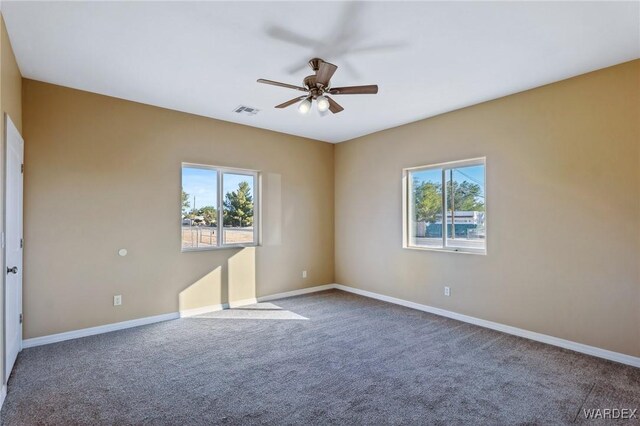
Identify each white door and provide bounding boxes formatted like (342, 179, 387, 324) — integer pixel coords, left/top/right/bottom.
(5, 115, 23, 380)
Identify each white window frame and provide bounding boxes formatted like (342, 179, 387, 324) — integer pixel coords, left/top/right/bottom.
(403, 157, 486, 255)
(181, 162, 260, 251)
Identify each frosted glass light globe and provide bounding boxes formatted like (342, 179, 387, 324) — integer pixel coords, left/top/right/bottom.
(316, 96, 330, 112)
(298, 98, 312, 114)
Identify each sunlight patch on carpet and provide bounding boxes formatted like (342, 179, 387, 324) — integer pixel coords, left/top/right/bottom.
(195, 302, 308, 320)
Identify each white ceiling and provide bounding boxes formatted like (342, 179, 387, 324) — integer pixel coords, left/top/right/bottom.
(2, 1, 639, 143)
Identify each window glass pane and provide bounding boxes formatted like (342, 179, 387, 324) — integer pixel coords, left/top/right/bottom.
(182, 166, 218, 249)
(222, 173, 255, 245)
(444, 164, 485, 251)
(409, 168, 443, 248)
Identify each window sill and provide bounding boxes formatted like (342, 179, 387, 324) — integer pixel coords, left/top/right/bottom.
(403, 245, 486, 255)
(181, 244, 259, 252)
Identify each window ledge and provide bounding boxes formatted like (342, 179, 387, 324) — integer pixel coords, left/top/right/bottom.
(403, 245, 486, 255)
(181, 244, 259, 252)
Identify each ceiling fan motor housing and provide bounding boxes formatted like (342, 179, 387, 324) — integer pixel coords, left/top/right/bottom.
(303, 75, 325, 98)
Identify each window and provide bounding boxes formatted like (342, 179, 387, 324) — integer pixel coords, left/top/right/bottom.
(181, 163, 258, 250)
(404, 158, 486, 254)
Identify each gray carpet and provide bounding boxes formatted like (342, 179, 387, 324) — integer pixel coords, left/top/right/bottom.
(1, 290, 638, 425)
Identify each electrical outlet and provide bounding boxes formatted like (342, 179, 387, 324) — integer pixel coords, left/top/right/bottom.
(302, 270, 307, 279)
(444, 286, 451, 297)
(114, 295, 122, 306)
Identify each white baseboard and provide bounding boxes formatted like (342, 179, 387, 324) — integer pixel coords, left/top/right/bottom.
(21, 285, 334, 349)
(179, 303, 227, 318)
(180, 298, 259, 317)
(333, 284, 640, 368)
(257, 284, 335, 302)
(22, 312, 179, 349)
(20, 282, 639, 368)
(228, 298, 258, 308)
(0, 384, 6, 411)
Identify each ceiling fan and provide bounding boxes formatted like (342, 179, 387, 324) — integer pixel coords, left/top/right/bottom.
(257, 58, 378, 115)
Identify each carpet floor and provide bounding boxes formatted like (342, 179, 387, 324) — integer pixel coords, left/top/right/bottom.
(1, 289, 638, 425)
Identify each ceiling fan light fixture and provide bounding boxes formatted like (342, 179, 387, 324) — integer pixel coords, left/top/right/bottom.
(298, 97, 312, 114)
(316, 95, 330, 112)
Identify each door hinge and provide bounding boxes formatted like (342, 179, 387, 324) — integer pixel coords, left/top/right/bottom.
(21, 163, 24, 174)
(20, 238, 23, 248)
(19, 313, 23, 324)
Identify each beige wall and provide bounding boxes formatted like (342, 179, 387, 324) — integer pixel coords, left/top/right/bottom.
(19, 58, 640, 357)
(22, 80, 334, 338)
(335, 60, 640, 357)
(0, 13, 23, 385)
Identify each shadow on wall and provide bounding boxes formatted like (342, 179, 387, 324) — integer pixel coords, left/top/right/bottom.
(178, 247, 257, 316)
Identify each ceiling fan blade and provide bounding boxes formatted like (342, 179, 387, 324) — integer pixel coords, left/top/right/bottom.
(348, 41, 407, 54)
(315, 61, 338, 87)
(275, 96, 306, 109)
(286, 60, 312, 75)
(265, 26, 322, 49)
(257, 79, 307, 92)
(338, 59, 361, 79)
(326, 96, 344, 114)
(329, 85, 378, 95)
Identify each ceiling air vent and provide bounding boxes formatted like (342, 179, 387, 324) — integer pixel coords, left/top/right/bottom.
(234, 105, 260, 116)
